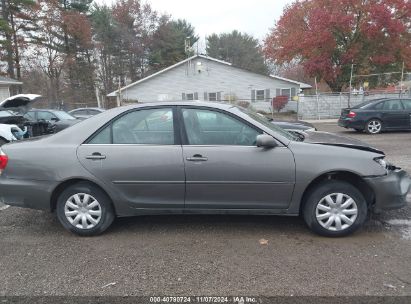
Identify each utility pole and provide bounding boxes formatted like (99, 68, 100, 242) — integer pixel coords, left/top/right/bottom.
(400, 61, 405, 99)
(348, 64, 354, 108)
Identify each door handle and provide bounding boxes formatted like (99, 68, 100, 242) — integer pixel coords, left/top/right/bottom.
(186, 154, 208, 162)
(86, 152, 106, 160)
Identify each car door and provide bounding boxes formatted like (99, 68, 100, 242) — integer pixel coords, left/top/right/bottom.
(180, 106, 295, 210)
(77, 106, 185, 209)
(381, 99, 408, 129)
(400, 99, 411, 129)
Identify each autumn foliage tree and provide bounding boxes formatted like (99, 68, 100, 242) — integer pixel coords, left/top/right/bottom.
(264, 0, 411, 92)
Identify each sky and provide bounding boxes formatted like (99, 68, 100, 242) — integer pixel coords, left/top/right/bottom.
(95, 0, 294, 47)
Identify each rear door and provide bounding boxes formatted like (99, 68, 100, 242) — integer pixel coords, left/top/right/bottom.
(381, 99, 408, 129)
(400, 99, 411, 129)
(77, 106, 185, 209)
(179, 106, 295, 210)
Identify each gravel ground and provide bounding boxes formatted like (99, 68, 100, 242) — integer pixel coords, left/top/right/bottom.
(0, 124, 410, 297)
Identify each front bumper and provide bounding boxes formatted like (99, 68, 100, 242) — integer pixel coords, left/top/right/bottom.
(364, 169, 411, 213)
(0, 178, 57, 211)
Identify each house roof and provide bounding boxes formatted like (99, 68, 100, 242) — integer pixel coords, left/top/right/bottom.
(0, 76, 23, 85)
(107, 55, 312, 97)
(269, 75, 312, 89)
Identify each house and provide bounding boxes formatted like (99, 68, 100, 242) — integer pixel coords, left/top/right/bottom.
(107, 55, 312, 112)
(0, 76, 23, 101)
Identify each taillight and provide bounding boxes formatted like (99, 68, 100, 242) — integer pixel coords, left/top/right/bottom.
(347, 111, 356, 118)
(0, 149, 8, 174)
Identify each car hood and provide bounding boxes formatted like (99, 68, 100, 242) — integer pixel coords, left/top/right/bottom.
(303, 131, 384, 155)
(0, 94, 42, 112)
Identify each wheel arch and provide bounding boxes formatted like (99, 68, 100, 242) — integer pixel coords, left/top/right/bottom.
(299, 170, 375, 215)
(50, 178, 116, 214)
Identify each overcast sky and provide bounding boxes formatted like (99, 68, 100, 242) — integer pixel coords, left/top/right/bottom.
(95, 0, 293, 47)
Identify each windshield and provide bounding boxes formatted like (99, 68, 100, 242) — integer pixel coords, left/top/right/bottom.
(0, 110, 13, 118)
(53, 111, 77, 120)
(235, 106, 300, 141)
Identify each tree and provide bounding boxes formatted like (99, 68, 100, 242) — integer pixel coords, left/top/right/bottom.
(112, 0, 159, 82)
(149, 18, 198, 71)
(272, 95, 288, 112)
(207, 30, 269, 74)
(264, 0, 411, 92)
(0, 0, 36, 91)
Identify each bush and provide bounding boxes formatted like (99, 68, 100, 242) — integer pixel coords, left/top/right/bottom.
(272, 96, 289, 112)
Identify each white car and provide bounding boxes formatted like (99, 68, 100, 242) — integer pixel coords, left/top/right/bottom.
(0, 94, 41, 145)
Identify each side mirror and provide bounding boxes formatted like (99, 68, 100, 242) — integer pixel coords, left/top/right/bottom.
(50, 117, 59, 122)
(256, 134, 278, 148)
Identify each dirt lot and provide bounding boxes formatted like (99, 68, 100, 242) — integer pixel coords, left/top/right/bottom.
(0, 123, 410, 297)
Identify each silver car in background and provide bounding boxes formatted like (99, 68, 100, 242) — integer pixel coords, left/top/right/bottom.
(0, 102, 410, 237)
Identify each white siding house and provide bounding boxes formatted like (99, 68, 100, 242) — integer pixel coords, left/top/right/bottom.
(108, 55, 311, 112)
(0, 76, 22, 101)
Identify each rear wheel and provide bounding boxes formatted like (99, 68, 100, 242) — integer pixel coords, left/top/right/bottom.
(303, 180, 368, 237)
(365, 119, 382, 134)
(56, 182, 115, 236)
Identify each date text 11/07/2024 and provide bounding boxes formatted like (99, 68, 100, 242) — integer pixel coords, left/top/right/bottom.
(149, 296, 258, 303)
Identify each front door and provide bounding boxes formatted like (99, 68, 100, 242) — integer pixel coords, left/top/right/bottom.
(179, 107, 295, 210)
(381, 99, 408, 129)
(77, 107, 185, 209)
(401, 99, 411, 129)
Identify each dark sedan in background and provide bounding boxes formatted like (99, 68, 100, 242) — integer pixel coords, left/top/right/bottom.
(338, 98, 411, 134)
(25, 109, 80, 133)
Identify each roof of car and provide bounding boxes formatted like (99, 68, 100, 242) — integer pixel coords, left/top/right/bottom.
(69, 107, 105, 112)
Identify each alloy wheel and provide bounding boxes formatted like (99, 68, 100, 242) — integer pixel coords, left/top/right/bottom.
(64, 193, 102, 229)
(315, 193, 358, 231)
(367, 120, 382, 134)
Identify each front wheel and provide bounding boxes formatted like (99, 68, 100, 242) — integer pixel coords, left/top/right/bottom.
(56, 182, 115, 236)
(303, 180, 368, 237)
(365, 119, 383, 134)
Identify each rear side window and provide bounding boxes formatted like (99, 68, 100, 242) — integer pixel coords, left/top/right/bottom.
(372, 102, 384, 110)
(88, 108, 175, 145)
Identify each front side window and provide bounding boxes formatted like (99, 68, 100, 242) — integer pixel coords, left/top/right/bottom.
(89, 108, 175, 145)
(182, 108, 260, 146)
(383, 100, 404, 111)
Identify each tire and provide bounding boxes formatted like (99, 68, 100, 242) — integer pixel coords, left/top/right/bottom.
(365, 119, 383, 134)
(303, 180, 368, 237)
(56, 182, 115, 236)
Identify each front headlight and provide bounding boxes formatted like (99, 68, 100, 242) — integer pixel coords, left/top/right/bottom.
(374, 157, 387, 169)
(374, 157, 400, 171)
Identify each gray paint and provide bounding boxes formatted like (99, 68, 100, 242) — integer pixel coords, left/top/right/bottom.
(0, 102, 408, 224)
(114, 57, 302, 103)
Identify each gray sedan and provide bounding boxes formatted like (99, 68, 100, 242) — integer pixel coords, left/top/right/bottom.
(0, 102, 410, 237)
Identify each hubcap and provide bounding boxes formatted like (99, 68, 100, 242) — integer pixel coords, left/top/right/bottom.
(315, 193, 358, 232)
(368, 120, 381, 134)
(64, 193, 102, 229)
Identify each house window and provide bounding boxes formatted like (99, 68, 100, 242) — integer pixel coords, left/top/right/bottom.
(186, 93, 194, 100)
(256, 90, 265, 101)
(209, 92, 217, 101)
(281, 89, 291, 98)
